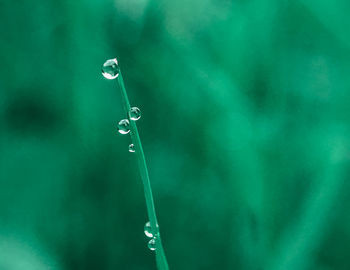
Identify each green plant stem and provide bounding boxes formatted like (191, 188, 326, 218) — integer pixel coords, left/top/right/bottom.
(117, 72, 169, 270)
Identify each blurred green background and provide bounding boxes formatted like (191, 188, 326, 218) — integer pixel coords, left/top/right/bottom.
(1, 0, 350, 269)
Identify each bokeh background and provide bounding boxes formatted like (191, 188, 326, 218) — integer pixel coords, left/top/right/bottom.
(1, 0, 350, 269)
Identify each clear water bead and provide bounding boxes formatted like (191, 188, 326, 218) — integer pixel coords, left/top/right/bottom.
(144, 221, 153, 238)
(129, 144, 135, 152)
(117, 119, 130, 134)
(102, 58, 120, 79)
(148, 238, 156, 251)
(129, 107, 141, 121)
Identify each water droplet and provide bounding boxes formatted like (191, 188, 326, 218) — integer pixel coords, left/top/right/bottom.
(148, 238, 156, 251)
(102, 58, 120, 79)
(117, 119, 130, 134)
(129, 144, 135, 152)
(144, 221, 153, 238)
(129, 107, 141, 121)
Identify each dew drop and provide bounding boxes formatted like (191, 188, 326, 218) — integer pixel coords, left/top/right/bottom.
(117, 119, 130, 134)
(148, 238, 156, 251)
(102, 58, 120, 79)
(144, 221, 153, 238)
(129, 107, 141, 121)
(129, 144, 135, 152)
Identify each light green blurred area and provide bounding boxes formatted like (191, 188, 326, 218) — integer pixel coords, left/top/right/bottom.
(1, 0, 350, 269)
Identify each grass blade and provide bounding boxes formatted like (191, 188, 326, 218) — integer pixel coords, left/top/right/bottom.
(116, 71, 170, 270)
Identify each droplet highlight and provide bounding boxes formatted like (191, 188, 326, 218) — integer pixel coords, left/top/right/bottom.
(117, 119, 130, 134)
(102, 58, 120, 79)
(144, 221, 153, 238)
(148, 238, 156, 251)
(129, 107, 141, 121)
(129, 144, 135, 152)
